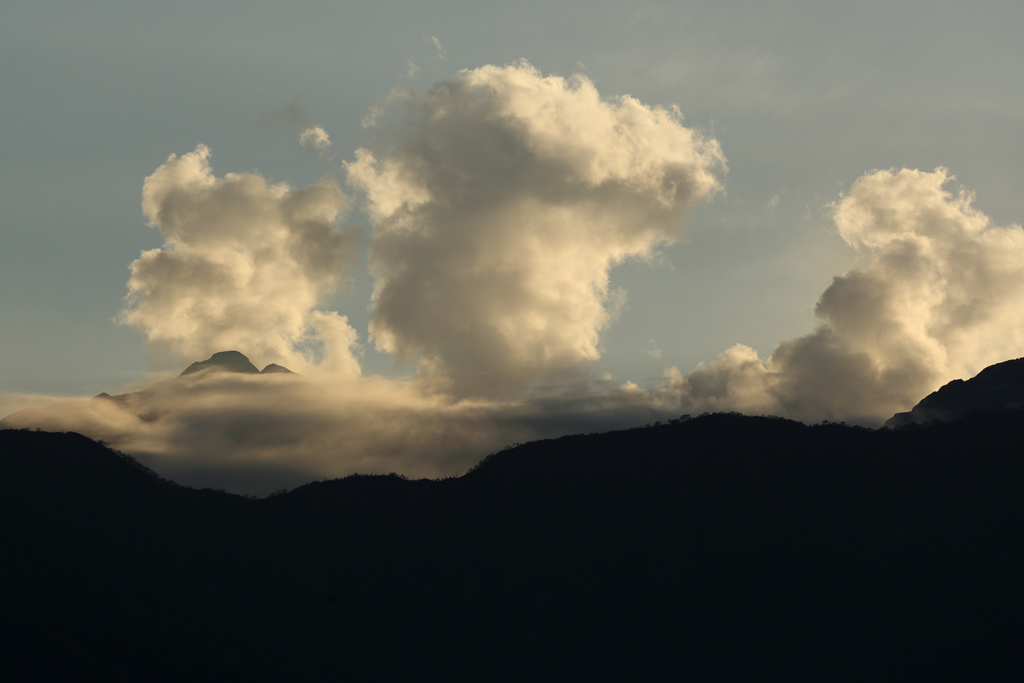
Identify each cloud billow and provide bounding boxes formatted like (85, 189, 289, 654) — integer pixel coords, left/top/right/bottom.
(348, 61, 726, 397)
(668, 168, 1024, 424)
(120, 145, 361, 374)
(300, 126, 332, 155)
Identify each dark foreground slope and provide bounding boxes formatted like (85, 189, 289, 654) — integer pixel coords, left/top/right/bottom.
(2, 414, 1023, 681)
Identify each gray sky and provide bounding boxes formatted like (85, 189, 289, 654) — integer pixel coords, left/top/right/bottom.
(2, 2, 1023, 480)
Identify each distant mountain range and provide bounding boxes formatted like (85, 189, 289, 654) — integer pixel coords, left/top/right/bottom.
(3, 409, 1024, 680)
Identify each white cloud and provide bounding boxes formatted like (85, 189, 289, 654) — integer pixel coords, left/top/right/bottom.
(299, 126, 332, 155)
(426, 35, 447, 60)
(666, 168, 1024, 424)
(360, 84, 413, 128)
(120, 145, 361, 374)
(643, 339, 662, 359)
(347, 61, 725, 397)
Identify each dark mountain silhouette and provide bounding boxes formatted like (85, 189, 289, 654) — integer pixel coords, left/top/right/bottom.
(175, 350, 295, 378)
(886, 356, 1024, 427)
(3, 411, 1023, 681)
(259, 362, 294, 374)
(180, 350, 262, 376)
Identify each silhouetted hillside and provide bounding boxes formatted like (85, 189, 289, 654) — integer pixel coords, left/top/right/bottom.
(3, 413, 1023, 681)
(886, 356, 1024, 427)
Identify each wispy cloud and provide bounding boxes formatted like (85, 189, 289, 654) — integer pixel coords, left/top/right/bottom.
(425, 35, 447, 60)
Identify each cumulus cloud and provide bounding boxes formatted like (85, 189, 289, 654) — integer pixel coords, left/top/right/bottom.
(120, 145, 361, 374)
(269, 98, 332, 156)
(347, 61, 725, 397)
(666, 168, 1024, 424)
(299, 126, 332, 155)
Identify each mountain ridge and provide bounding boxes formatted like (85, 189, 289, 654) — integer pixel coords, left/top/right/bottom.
(885, 356, 1024, 427)
(3, 410, 1023, 680)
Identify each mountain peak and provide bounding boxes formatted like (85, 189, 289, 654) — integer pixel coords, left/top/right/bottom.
(180, 351, 260, 376)
(260, 363, 294, 374)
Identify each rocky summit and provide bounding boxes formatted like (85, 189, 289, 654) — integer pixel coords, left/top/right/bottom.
(179, 351, 262, 376)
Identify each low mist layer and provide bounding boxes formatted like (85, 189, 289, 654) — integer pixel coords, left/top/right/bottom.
(1, 364, 672, 494)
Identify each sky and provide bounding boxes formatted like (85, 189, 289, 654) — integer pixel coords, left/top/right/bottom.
(2, 1, 1023, 492)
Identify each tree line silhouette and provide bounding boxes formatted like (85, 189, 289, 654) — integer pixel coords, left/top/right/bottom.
(2, 410, 1023, 681)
